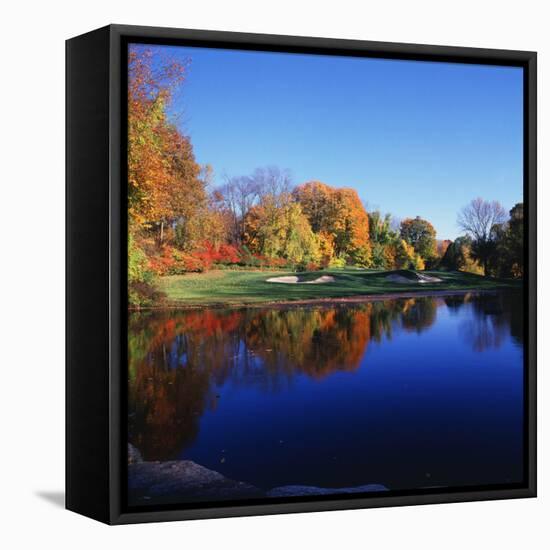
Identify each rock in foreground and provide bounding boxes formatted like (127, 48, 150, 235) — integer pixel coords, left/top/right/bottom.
(127, 448, 388, 506)
(128, 460, 264, 506)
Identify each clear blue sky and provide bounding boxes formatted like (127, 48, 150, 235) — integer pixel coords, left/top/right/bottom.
(133, 44, 523, 240)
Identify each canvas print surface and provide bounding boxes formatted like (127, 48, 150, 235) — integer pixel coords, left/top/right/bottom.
(126, 43, 525, 509)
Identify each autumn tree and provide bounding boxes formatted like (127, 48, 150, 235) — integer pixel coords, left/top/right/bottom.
(128, 46, 208, 247)
(333, 188, 372, 266)
(159, 128, 209, 246)
(201, 190, 237, 248)
(394, 239, 424, 270)
(283, 203, 322, 265)
(216, 166, 292, 244)
(292, 181, 335, 233)
(293, 181, 372, 267)
(243, 193, 320, 265)
(128, 47, 184, 228)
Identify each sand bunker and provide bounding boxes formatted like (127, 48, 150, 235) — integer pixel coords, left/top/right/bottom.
(385, 273, 442, 284)
(266, 275, 336, 284)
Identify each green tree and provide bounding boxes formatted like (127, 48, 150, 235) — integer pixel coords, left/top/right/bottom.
(457, 198, 507, 275)
(400, 216, 437, 262)
(506, 202, 524, 277)
(128, 232, 157, 306)
(488, 202, 524, 278)
(369, 211, 399, 269)
(440, 237, 469, 271)
(440, 236, 483, 274)
(370, 211, 394, 244)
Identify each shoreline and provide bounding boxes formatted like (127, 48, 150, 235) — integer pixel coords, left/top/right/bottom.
(128, 287, 514, 312)
(127, 446, 388, 505)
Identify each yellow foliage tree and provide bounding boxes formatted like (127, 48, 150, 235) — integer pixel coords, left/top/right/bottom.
(243, 196, 320, 265)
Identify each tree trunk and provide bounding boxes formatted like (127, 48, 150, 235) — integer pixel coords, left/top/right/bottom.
(159, 221, 164, 246)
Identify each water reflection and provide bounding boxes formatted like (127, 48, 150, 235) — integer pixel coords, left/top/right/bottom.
(463, 292, 523, 351)
(128, 292, 523, 465)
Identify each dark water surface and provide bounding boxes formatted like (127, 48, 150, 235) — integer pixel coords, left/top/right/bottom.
(128, 291, 524, 494)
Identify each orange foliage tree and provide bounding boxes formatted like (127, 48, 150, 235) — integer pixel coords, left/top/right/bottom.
(128, 47, 207, 246)
(293, 181, 372, 266)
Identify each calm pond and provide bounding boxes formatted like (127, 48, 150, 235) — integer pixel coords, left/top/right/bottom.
(128, 291, 524, 496)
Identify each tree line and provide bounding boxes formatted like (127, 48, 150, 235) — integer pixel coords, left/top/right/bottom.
(441, 199, 524, 278)
(128, 48, 524, 305)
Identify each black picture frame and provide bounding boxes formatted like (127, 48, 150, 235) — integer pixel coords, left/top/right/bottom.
(66, 24, 537, 525)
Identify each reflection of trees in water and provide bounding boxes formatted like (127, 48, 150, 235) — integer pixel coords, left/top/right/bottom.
(368, 300, 405, 342)
(128, 293, 522, 459)
(128, 311, 245, 460)
(129, 359, 211, 461)
(459, 291, 523, 352)
(400, 298, 438, 333)
(444, 294, 469, 312)
(507, 292, 524, 346)
(244, 307, 371, 380)
(128, 300, 437, 460)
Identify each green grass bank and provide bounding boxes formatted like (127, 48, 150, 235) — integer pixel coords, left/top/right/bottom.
(155, 269, 521, 308)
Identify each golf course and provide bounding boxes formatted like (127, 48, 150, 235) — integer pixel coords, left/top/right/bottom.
(156, 268, 521, 307)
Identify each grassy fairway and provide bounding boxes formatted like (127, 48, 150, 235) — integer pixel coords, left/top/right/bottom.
(157, 269, 521, 307)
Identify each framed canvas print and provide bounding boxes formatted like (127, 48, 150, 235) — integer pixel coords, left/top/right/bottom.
(66, 24, 537, 525)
